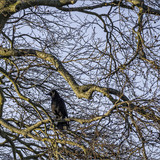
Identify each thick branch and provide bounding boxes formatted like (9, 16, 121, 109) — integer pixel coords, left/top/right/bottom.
(0, 64, 48, 120)
(0, 48, 128, 101)
(1, 48, 159, 124)
(0, 0, 77, 32)
(57, 1, 160, 16)
(0, 118, 87, 154)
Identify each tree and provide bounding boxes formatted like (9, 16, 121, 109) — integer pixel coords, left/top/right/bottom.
(0, 0, 160, 159)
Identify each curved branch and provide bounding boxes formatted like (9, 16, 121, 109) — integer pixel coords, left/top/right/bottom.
(0, 118, 87, 154)
(0, 0, 77, 32)
(1, 48, 160, 124)
(14, 0, 77, 11)
(57, 1, 160, 16)
(0, 65, 44, 120)
(0, 129, 17, 159)
(0, 48, 128, 101)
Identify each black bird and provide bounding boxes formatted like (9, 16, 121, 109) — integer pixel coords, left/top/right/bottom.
(47, 89, 69, 130)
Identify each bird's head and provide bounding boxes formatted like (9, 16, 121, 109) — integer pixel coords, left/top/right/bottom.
(46, 89, 57, 98)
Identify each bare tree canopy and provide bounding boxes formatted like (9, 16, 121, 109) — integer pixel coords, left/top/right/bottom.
(0, 0, 160, 159)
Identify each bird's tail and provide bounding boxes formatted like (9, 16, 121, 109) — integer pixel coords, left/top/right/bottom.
(57, 121, 69, 130)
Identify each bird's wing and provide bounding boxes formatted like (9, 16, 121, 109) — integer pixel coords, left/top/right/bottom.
(58, 98, 68, 118)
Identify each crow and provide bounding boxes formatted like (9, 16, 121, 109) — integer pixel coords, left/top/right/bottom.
(47, 89, 69, 130)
